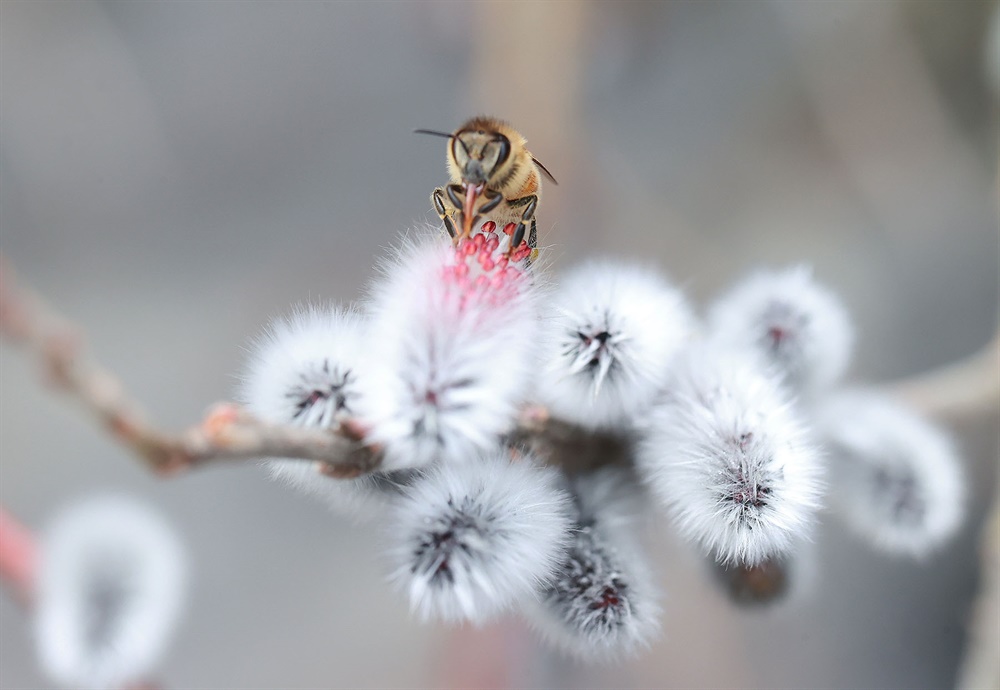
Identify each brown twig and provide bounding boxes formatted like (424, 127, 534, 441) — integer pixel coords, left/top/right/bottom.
(0, 257, 380, 478)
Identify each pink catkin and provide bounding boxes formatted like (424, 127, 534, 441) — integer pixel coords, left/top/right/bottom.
(439, 235, 528, 315)
(0, 506, 37, 604)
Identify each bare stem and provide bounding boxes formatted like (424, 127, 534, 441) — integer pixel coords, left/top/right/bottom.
(886, 328, 1000, 422)
(0, 257, 380, 478)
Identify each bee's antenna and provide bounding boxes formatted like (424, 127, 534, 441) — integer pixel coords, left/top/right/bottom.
(413, 129, 454, 139)
(533, 157, 559, 185)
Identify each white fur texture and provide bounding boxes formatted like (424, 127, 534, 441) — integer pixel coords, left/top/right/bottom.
(817, 390, 965, 558)
(35, 495, 187, 690)
(707, 266, 852, 395)
(358, 234, 541, 471)
(524, 468, 661, 661)
(386, 450, 572, 623)
(638, 347, 823, 565)
(536, 260, 695, 430)
(242, 306, 368, 427)
(240, 306, 395, 518)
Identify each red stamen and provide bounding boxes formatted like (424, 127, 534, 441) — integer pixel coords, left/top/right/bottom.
(589, 586, 621, 610)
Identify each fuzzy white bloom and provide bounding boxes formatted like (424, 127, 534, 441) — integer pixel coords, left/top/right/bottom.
(536, 260, 695, 430)
(35, 496, 187, 690)
(816, 390, 965, 558)
(242, 306, 367, 428)
(386, 450, 571, 623)
(525, 469, 661, 661)
(707, 266, 852, 395)
(241, 306, 396, 518)
(358, 231, 541, 470)
(637, 347, 823, 565)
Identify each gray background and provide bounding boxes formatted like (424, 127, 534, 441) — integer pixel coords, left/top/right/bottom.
(1, 1, 997, 688)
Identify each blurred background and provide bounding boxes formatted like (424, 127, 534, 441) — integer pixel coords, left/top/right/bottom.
(1, 1, 997, 688)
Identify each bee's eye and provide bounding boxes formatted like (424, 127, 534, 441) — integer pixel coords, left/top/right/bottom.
(490, 135, 511, 171)
(451, 135, 471, 167)
(478, 142, 505, 178)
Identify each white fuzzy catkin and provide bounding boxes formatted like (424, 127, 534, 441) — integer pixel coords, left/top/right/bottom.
(707, 266, 852, 395)
(34, 496, 187, 690)
(241, 306, 397, 518)
(816, 390, 965, 558)
(536, 260, 695, 430)
(525, 469, 661, 661)
(638, 346, 823, 565)
(386, 450, 572, 623)
(358, 232, 541, 470)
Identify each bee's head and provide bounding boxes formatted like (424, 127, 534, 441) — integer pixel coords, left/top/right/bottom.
(451, 128, 511, 186)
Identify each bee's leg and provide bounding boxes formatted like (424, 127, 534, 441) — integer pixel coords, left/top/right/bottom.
(527, 217, 538, 263)
(445, 184, 470, 239)
(479, 189, 503, 216)
(509, 195, 538, 254)
(431, 187, 458, 240)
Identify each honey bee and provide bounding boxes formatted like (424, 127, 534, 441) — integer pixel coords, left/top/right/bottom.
(415, 116, 557, 259)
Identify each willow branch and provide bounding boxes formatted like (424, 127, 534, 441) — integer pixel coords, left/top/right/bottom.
(956, 490, 1000, 690)
(886, 329, 1000, 423)
(5, 251, 994, 481)
(0, 257, 380, 478)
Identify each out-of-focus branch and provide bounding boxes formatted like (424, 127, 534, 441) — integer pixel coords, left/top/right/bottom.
(0, 507, 36, 608)
(887, 328, 1000, 422)
(956, 490, 1000, 690)
(0, 258, 380, 479)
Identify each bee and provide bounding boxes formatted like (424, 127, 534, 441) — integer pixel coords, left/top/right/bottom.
(415, 116, 557, 259)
